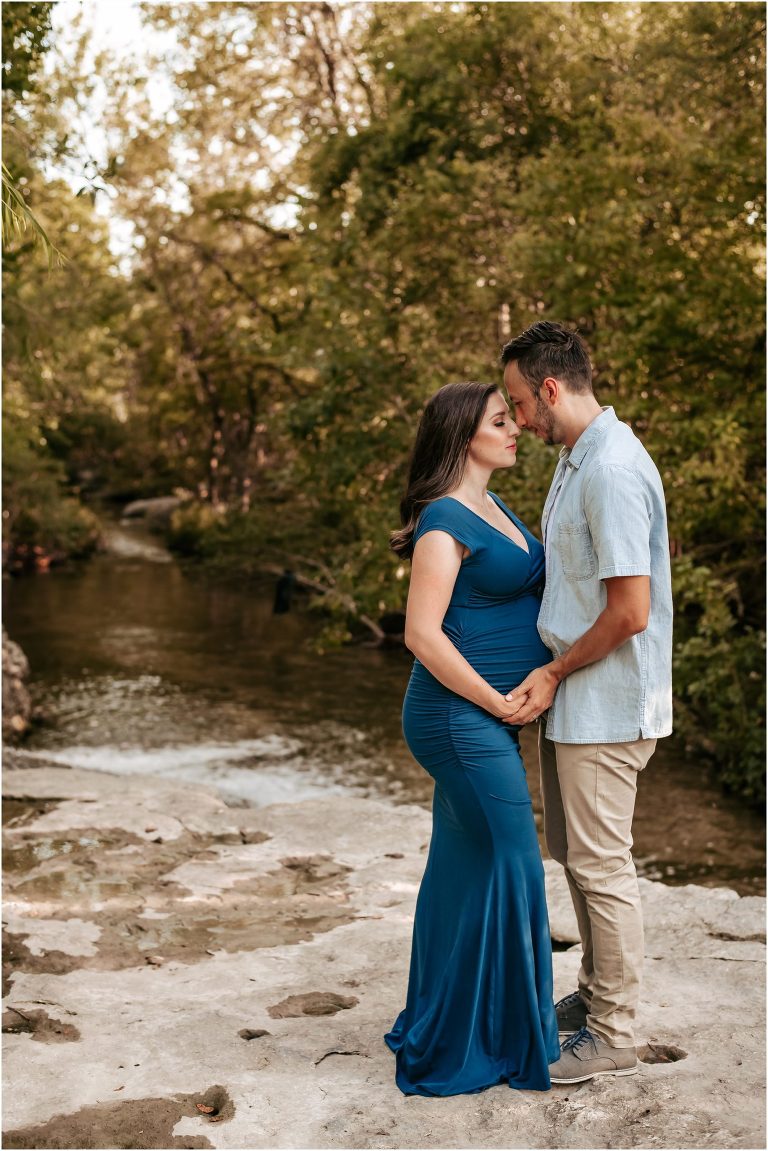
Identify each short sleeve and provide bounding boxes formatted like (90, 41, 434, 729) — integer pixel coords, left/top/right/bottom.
(413, 499, 474, 553)
(584, 466, 652, 579)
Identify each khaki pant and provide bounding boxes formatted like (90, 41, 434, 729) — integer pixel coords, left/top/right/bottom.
(539, 729, 657, 1048)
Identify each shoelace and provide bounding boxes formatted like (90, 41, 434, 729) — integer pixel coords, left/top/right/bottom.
(556, 991, 583, 1010)
(562, 1026, 596, 1054)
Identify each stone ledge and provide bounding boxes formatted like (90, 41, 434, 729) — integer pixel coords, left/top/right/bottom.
(3, 766, 765, 1149)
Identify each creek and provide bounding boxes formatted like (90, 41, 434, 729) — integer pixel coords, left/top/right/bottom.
(5, 517, 764, 895)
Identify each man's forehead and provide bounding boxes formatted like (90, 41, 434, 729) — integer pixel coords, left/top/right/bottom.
(503, 363, 528, 395)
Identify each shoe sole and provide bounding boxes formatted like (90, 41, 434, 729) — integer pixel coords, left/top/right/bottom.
(551, 1065, 638, 1085)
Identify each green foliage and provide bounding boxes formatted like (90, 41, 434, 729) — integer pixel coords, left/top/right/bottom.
(1, 3, 62, 257)
(2, 160, 62, 259)
(3, 416, 101, 565)
(672, 557, 765, 802)
(5, 1, 765, 799)
(1, 2, 52, 96)
(166, 502, 226, 558)
(2, 170, 135, 540)
(43, 408, 127, 483)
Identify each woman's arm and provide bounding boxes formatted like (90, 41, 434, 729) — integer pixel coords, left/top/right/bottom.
(405, 531, 524, 720)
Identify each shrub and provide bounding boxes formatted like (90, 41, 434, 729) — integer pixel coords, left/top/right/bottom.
(672, 556, 766, 803)
(3, 418, 101, 567)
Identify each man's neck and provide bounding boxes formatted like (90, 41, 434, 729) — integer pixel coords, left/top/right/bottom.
(561, 398, 604, 450)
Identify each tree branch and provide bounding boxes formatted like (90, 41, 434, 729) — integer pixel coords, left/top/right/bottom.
(167, 231, 283, 332)
(262, 561, 385, 642)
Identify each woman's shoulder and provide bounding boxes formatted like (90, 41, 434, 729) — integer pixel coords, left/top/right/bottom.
(416, 496, 475, 527)
(420, 495, 464, 515)
(414, 497, 475, 546)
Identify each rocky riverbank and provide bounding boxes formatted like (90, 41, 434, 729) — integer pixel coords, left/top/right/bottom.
(2, 757, 765, 1150)
(2, 630, 32, 741)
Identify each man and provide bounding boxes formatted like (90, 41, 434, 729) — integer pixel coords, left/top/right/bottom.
(500, 320, 673, 1085)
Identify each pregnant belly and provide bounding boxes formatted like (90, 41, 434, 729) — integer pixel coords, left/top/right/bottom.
(410, 606, 552, 701)
(460, 624, 551, 694)
(452, 597, 551, 694)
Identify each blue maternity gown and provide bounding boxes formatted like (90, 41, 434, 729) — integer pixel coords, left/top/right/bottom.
(385, 494, 559, 1096)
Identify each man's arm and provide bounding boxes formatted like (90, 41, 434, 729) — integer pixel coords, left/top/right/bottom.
(503, 574, 650, 724)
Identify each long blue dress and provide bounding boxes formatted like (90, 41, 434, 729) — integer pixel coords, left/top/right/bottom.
(385, 493, 559, 1096)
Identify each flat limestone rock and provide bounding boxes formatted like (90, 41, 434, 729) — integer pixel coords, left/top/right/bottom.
(2, 765, 764, 1149)
(3, 914, 101, 958)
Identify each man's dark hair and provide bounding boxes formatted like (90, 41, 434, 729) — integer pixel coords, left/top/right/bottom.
(500, 320, 592, 395)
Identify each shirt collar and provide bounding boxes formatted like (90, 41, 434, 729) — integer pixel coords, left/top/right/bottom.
(559, 406, 617, 469)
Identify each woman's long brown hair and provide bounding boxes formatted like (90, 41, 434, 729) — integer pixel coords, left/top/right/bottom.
(390, 382, 500, 560)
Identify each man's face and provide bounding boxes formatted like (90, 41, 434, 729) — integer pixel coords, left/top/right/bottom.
(503, 361, 559, 446)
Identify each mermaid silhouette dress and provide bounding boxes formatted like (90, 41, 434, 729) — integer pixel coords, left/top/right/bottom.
(385, 494, 559, 1095)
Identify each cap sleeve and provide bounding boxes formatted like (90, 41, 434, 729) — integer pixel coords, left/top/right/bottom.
(413, 498, 474, 553)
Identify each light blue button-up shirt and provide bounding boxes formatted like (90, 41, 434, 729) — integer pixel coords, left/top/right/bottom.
(538, 407, 673, 744)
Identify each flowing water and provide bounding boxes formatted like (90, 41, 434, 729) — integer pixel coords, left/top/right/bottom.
(5, 518, 764, 895)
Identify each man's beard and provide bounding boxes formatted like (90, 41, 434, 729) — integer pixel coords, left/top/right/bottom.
(534, 397, 558, 445)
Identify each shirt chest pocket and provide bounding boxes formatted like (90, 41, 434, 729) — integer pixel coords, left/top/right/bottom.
(558, 521, 597, 581)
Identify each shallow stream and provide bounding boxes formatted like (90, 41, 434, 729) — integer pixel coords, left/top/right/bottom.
(5, 518, 764, 895)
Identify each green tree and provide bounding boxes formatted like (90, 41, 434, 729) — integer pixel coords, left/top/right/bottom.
(2, 2, 132, 563)
(20, 1, 763, 796)
(1, 2, 61, 256)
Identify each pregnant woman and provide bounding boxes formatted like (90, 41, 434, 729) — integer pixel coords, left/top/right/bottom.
(386, 381, 559, 1096)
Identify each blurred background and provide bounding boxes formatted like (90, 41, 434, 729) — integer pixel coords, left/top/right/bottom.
(3, 3, 764, 887)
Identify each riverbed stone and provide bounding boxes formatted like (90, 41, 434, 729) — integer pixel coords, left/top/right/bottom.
(2, 630, 32, 741)
(2, 765, 764, 1149)
(121, 496, 185, 524)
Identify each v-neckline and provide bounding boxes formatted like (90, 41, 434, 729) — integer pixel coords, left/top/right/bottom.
(444, 495, 530, 556)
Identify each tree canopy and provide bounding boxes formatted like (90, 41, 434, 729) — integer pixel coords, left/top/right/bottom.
(3, 1, 765, 799)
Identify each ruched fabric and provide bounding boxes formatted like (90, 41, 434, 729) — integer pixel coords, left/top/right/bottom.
(385, 494, 560, 1095)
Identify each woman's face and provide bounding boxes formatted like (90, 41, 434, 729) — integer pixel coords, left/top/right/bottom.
(466, 391, 521, 472)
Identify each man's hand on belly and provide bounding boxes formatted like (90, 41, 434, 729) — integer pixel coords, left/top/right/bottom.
(503, 576, 651, 725)
(503, 665, 560, 725)
(503, 575, 651, 726)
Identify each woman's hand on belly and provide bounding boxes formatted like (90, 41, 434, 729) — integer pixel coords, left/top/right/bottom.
(502, 664, 559, 724)
(486, 688, 531, 722)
